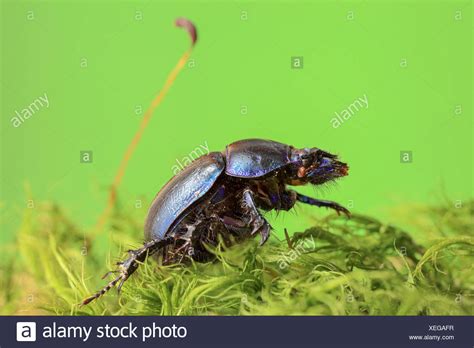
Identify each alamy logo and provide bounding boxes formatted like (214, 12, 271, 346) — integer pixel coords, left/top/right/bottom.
(16, 322, 37, 342)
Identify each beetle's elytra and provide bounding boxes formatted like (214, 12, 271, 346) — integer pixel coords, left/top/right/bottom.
(82, 139, 350, 305)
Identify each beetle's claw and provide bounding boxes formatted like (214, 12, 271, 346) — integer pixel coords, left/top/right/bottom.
(250, 218, 266, 235)
(324, 201, 351, 218)
(250, 226, 258, 236)
(117, 274, 128, 294)
(101, 270, 118, 279)
(258, 223, 271, 246)
(334, 205, 351, 218)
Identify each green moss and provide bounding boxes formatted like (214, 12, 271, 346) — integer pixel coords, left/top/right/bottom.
(1, 200, 473, 315)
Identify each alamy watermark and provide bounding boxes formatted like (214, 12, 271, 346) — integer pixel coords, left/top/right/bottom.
(330, 94, 368, 128)
(278, 235, 315, 269)
(171, 140, 210, 175)
(11, 92, 50, 128)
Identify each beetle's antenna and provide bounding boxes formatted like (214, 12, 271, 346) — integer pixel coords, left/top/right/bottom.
(93, 18, 198, 235)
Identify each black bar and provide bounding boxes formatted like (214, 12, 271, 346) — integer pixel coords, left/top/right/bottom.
(1, 316, 472, 347)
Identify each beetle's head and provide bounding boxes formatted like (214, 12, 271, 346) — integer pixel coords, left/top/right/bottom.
(288, 147, 349, 186)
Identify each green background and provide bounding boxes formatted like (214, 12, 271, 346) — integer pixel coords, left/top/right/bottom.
(1, 0, 472, 245)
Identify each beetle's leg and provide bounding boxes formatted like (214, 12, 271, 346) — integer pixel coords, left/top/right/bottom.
(295, 192, 351, 217)
(257, 222, 271, 246)
(80, 236, 174, 306)
(242, 189, 272, 245)
(168, 239, 194, 264)
(101, 270, 119, 279)
(253, 181, 280, 210)
(279, 190, 298, 211)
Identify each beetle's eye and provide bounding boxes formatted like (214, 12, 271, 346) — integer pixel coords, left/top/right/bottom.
(300, 154, 313, 166)
(317, 150, 336, 160)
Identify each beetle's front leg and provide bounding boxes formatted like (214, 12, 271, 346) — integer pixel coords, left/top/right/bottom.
(81, 236, 174, 306)
(242, 189, 272, 245)
(295, 192, 351, 217)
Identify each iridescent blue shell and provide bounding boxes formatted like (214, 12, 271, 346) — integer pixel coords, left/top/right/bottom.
(144, 152, 225, 240)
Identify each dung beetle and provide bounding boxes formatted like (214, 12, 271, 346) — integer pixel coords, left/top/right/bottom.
(82, 139, 349, 305)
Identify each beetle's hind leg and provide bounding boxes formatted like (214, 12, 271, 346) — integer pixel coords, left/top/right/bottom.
(80, 236, 174, 306)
